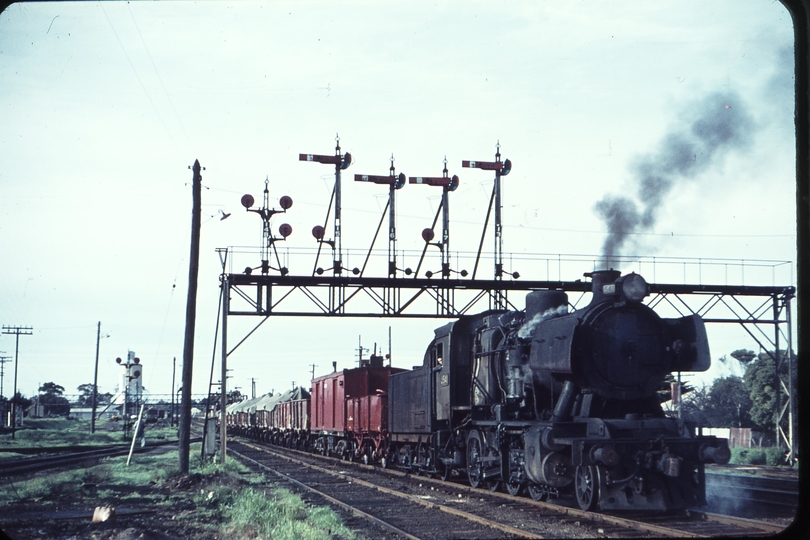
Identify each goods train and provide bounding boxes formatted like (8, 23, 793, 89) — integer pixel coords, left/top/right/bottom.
(226, 269, 731, 512)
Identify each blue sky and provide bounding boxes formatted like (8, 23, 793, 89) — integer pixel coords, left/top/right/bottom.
(0, 1, 796, 399)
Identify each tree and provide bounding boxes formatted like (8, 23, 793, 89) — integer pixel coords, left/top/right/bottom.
(38, 382, 71, 416)
(657, 373, 695, 404)
(39, 382, 65, 397)
(11, 392, 32, 414)
(743, 353, 779, 432)
(76, 383, 96, 407)
(679, 383, 711, 426)
(703, 376, 753, 428)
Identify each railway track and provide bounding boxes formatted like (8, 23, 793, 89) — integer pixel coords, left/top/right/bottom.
(0, 438, 201, 477)
(230, 438, 788, 538)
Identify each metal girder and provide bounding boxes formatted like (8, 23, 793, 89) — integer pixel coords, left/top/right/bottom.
(224, 273, 793, 319)
(221, 272, 796, 463)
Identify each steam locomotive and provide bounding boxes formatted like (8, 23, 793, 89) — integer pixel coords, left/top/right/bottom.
(227, 269, 731, 512)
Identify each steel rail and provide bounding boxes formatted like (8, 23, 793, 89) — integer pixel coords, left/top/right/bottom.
(234, 437, 789, 538)
(230, 447, 421, 540)
(233, 441, 547, 540)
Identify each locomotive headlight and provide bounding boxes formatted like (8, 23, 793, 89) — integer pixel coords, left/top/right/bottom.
(617, 273, 649, 303)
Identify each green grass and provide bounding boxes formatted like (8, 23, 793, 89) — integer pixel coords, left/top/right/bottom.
(0, 417, 179, 448)
(1, 441, 359, 539)
(219, 487, 356, 540)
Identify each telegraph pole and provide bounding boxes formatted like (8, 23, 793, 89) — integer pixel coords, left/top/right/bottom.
(2, 326, 33, 439)
(179, 160, 202, 473)
(0, 354, 11, 399)
(91, 322, 102, 433)
(170, 357, 176, 427)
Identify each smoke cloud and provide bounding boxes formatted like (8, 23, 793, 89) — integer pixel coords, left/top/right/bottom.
(595, 91, 757, 267)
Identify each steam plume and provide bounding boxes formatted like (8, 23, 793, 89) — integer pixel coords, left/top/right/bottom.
(595, 91, 756, 267)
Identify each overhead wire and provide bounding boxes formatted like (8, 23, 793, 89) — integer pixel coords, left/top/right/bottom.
(100, 3, 182, 157)
(127, 3, 194, 155)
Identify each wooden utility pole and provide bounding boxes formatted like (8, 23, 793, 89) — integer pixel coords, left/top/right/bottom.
(0, 355, 11, 399)
(170, 357, 176, 427)
(179, 160, 202, 473)
(91, 322, 101, 433)
(2, 325, 32, 440)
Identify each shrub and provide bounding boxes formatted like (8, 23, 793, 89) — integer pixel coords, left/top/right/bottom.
(730, 447, 766, 465)
(730, 446, 788, 466)
(765, 446, 786, 466)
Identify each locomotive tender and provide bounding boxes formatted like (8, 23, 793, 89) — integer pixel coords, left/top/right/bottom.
(227, 269, 730, 512)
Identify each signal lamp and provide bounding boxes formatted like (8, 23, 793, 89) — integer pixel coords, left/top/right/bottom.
(280, 267, 289, 276)
(132, 370, 141, 378)
(241, 194, 255, 209)
(279, 223, 293, 238)
(115, 357, 122, 364)
(425, 270, 433, 278)
(405, 268, 412, 275)
(244, 267, 253, 275)
(312, 225, 325, 240)
(316, 267, 324, 275)
(421, 228, 435, 242)
(460, 270, 468, 277)
(352, 267, 360, 275)
(449, 174, 459, 191)
(395, 172, 406, 189)
(512, 271, 520, 279)
(279, 195, 293, 209)
(133, 357, 140, 364)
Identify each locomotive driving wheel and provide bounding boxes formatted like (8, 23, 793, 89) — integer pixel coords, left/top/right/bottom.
(466, 430, 484, 489)
(574, 465, 601, 511)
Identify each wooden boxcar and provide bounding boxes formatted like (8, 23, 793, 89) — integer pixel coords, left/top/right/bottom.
(311, 355, 405, 462)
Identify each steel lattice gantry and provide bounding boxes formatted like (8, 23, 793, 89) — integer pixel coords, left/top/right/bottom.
(218, 273, 796, 463)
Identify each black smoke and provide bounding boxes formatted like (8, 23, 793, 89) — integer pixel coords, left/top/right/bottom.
(595, 91, 757, 268)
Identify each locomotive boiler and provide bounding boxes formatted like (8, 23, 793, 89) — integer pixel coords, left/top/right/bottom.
(387, 269, 731, 511)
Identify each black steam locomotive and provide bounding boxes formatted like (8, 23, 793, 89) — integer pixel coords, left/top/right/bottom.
(386, 269, 731, 511)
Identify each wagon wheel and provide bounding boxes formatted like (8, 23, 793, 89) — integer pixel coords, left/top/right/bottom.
(466, 430, 484, 489)
(487, 480, 501, 492)
(574, 465, 600, 511)
(527, 484, 548, 501)
(506, 481, 523, 497)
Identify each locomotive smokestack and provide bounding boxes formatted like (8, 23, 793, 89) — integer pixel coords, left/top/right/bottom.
(586, 269, 621, 305)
